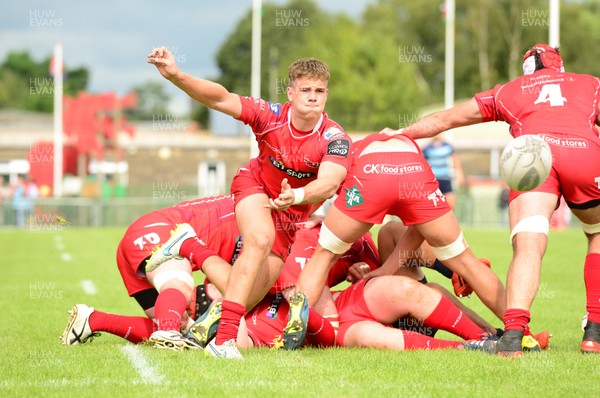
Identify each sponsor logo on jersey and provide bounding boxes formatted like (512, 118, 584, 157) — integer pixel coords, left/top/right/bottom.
(268, 102, 281, 115)
(323, 126, 344, 140)
(538, 134, 588, 148)
(269, 156, 315, 179)
(266, 292, 285, 319)
(230, 235, 243, 265)
(427, 188, 446, 207)
(327, 139, 350, 157)
(345, 186, 364, 208)
(303, 158, 320, 169)
(363, 162, 424, 175)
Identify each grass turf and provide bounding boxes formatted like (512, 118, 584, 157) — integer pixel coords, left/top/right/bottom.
(1, 226, 599, 397)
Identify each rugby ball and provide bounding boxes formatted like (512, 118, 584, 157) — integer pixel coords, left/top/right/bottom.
(500, 135, 552, 192)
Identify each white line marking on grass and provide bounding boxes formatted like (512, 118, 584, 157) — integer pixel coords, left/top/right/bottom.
(121, 345, 165, 385)
(60, 252, 72, 262)
(80, 279, 97, 295)
(54, 235, 64, 250)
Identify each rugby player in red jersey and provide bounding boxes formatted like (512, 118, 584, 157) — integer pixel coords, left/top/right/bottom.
(60, 195, 242, 350)
(282, 133, 507, 349)
(383, 44, 600, 356)
(147, 49, 351, 359)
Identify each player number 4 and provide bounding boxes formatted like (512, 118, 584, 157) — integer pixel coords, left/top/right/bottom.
(534, 83, 567, 107)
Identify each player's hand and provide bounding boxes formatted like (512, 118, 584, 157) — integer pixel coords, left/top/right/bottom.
(147, 46, 179, 79)
(265, 178, 294, 211)
(363, 260, 397, 279)
(304, 213, 324, 229)
(379, 127, 404, 136)
(346, 262, 371, 283)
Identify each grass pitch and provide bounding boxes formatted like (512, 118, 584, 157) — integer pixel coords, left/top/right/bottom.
(1, 226, 599, 397)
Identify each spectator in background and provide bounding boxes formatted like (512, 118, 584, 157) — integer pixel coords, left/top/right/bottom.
(422, 135, 464, 210)
(11, 176, 39, 228)
(498, 185, 510, 227)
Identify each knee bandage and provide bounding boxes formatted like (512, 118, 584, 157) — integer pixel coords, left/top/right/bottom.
(582, 221, 600, 235)
(152, 270, 194, 292)
(509, 215, 549, 243)
(318, 222, 352, 254)
(430, 232, 469, 261)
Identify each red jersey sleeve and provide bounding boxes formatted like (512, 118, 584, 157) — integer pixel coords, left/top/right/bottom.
(235, 95, 284, 136)
(474, 85, 503, 122)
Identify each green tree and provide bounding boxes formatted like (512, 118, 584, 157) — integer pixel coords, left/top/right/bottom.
(0, 51, 88, 112)
(208, 0, 600, 130)
(129, 80, 171, 120)
(559, 0, 600, 76)
(212, 0, 423, 131)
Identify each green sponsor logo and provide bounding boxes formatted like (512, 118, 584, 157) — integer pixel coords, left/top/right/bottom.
(345, 186, 364, 207)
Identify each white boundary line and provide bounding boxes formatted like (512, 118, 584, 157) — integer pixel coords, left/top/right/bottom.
(120, 345, 165, 385)
(80, 279, 97, 295)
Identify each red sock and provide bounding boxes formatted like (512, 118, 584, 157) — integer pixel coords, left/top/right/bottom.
(215, 300, 245, 345)
(305, 307, 335, 347)
(401, 330, 463, 350)
(89, 311, 155, 344)
(154, 288, 187, 331)
(503, 308, 530, 331)
(584, 253, 600, 323)
(180, 238, 211, 271)
(423, 296, 485, 340)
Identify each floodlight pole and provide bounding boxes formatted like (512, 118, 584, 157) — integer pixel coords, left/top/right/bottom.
(549, 0, 559, 47)
(249, 0, 262, 158)
(444, 0, 455, 111)
(53, 43, 64, 197)
(444, 0, 455, 142)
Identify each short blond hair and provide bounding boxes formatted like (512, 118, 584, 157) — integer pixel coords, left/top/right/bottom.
(288, 58, 330, 86)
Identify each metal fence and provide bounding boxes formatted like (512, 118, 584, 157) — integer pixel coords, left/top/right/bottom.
(1, 197, 181, 230)
(1, 191, 512, 230)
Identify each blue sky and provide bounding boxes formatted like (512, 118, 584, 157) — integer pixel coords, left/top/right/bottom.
(2, 0, 373, 114)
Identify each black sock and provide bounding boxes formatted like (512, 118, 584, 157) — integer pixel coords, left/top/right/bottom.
(431, 259, 454, 279)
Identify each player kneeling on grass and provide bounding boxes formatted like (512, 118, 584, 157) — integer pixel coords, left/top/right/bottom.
(194, 275, 497, 353)
(60, 195, 242, 351)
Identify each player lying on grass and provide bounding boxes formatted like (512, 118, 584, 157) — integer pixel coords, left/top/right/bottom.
(61, 195, 272, 351)
(280, 217, 549, 350)
(193, 277, 497, 352)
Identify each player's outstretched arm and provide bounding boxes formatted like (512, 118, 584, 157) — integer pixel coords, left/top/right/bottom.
(403, 98, 483, 140)
(147, 46, 242, 118)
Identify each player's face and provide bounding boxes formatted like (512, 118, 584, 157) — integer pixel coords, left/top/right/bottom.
(287, 76, 328, 119)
